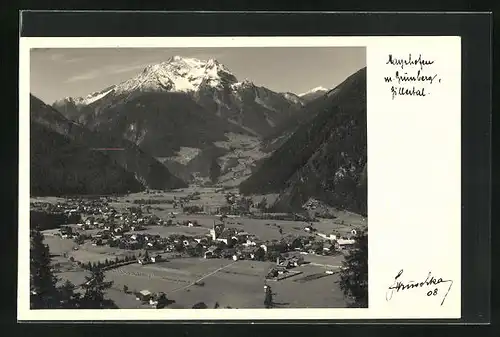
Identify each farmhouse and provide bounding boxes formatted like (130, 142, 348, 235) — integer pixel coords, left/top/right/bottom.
(136, 290, 152, 302)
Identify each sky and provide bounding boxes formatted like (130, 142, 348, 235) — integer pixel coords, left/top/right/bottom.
(30, 47, 366, 104)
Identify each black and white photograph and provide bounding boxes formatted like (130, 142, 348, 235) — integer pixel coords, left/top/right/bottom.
(28, 46, 368, 310)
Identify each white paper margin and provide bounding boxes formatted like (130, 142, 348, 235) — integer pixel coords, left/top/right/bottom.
(18, 36, 461, 321)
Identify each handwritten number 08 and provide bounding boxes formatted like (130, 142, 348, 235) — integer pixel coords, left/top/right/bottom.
(427, 288, 438, 296)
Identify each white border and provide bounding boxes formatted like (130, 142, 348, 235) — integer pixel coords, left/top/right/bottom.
(19, 36, 461, 321)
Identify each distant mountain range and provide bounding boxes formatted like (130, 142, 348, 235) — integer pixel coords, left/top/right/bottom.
(240, 67, 367, 216)
(34, 56, 366, 215)
(53, 56, 304, 140)
(30, 95, 186, 196)
(51, 56, 320, 184)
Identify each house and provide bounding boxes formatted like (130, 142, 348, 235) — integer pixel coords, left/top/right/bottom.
(317, 232, 337, 241)
(138, 257, 150, 265)
(222, 248, 236, 259)
(136, 290, 152, 302)
(337, 238, 356, 249)
(215, 238, 228, 245)
(243, 239, 257, 247)
(240, 246, 259, 260)
(204, 246, 221, 259)
(150, 255, 163, 263)
(128, 240, 141, 250)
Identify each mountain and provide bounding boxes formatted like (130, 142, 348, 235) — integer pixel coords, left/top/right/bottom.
(52, 56, 304, 184)
(298, 86, 329, 103)
(30, 95, 187, 195)
(261, 80, 350, 153)
(239, 68, 367, 216)
(31, 121, 143, 196)
(53, 56, 303, 138)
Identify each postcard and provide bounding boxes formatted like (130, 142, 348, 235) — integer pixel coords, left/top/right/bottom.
(19, 36, 461, 321)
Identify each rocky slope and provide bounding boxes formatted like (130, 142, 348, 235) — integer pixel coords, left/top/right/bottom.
(239, 67, 367, 216)
(52, 56, 305, 184)
(298, 86, 329, 103)
(30, 95, 187, 194)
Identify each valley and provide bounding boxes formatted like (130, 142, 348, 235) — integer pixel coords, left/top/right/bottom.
(29, 51, 367, 310)
(33, 186, 366, 309)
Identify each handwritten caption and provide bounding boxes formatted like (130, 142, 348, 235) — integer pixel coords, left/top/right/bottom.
(386, 269, 454, 306)
(384, 54, 442, 100)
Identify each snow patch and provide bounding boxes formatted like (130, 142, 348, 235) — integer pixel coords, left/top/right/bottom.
(254, 96, 277, 112)
(298, 86, 329, 97)
(113, 56, 237, 95)
(166, 147, 202, 165)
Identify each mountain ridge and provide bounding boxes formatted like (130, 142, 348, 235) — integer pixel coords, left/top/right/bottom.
(30, 94, 187, 192)
(240, 67, 367, 216)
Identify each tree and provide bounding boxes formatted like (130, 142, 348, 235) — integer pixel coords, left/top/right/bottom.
(209, 158, 221, 184)
(58, 280, 81, 308)
(80, 266, 115, 309)
(254, 247, 266, 261)
(74, 235, 84, 245)
(339, 231, 368, 307)
(192, 302, 208, 309)
(257, 197, 268, 212)
(266, 250, 280, 262)
(156, 293, 168, 309)
(264, 285, 273, 308)
(30, 228, 59, 309)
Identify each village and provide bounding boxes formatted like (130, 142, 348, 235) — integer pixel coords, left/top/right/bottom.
(31, 187, 365, 309)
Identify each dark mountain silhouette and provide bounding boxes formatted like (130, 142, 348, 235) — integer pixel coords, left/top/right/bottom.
(30, 122, 143, 196)
(239, 67, 367, 216)
(81, 92, 248, 158)
(30, 95, 187, 195)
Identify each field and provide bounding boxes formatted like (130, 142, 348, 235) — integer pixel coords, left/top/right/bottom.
(36, 186, 366, 309)
(45, 227, 348, 309)
(52, 253, 346, 309)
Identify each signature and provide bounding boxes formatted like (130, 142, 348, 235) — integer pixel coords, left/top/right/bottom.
(386, 269, 453, 306)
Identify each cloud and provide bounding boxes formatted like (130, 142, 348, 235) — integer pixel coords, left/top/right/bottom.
(48, 52, 84, 64)
(61, 50, 226, 84)
(49, 53, 65, 61)
(63, 62, 151, 83)
(108, 63, 152, 74)
(64, 69, 103, 83)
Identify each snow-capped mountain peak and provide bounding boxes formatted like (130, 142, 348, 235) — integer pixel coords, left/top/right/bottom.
(113, 56, 238, 95)
(53, 85, 116, 106)
(298, 86, 328, 97)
